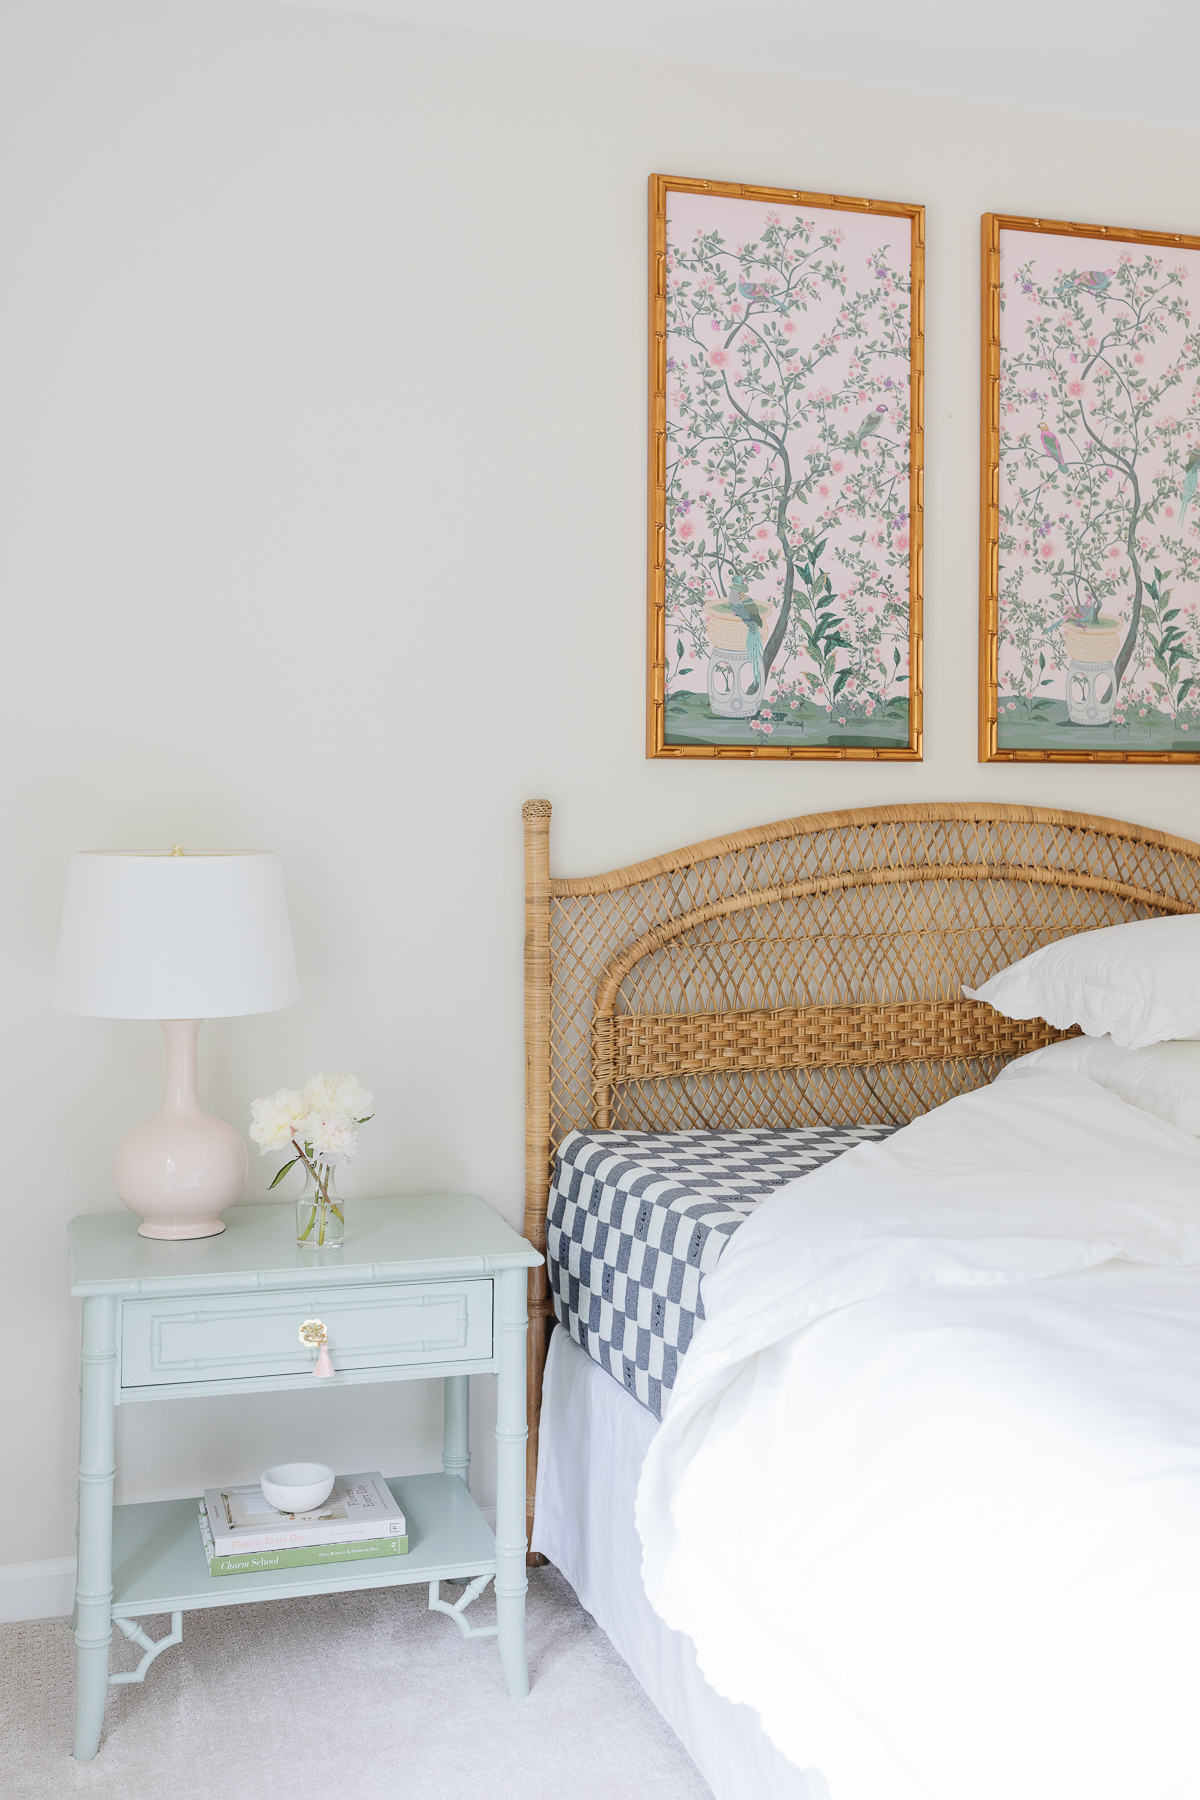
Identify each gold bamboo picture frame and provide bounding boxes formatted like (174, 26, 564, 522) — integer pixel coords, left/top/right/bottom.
(980, 211, 1200, 763)
(648, 174, 924, 761)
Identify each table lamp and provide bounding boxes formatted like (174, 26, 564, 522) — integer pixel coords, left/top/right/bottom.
(53, 847, 299, 1239)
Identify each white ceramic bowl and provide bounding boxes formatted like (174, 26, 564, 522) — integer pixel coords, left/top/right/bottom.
(259, 1462, 336, 1514)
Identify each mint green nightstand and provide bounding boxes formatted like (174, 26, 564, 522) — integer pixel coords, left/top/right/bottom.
(68, 1196, 542, 1761)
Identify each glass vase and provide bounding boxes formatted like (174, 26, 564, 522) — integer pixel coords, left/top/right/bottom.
(295, 1165, 344, 1249)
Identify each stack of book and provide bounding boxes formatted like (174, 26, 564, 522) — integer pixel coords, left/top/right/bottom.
(198, 1471, 409, 1577)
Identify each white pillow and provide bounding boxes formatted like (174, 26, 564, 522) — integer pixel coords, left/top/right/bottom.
(963, 912, 1200, 1049)
(997, 1033, 1200, 1136)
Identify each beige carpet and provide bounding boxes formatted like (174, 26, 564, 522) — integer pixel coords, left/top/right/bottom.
(0, 1568, 712, 1799)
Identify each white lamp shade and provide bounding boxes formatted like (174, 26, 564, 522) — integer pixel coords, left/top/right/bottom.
(53, 850, 299, 1019)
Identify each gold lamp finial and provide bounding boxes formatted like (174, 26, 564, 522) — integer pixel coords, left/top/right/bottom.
(169, 844, 185, 857)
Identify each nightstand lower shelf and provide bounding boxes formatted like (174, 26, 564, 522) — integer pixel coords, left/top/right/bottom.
(111, 1474, 496, 1616)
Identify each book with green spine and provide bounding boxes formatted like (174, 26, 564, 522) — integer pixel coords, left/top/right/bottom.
(199, 1506, 408, 1576)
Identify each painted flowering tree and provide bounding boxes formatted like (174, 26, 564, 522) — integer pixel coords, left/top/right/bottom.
(996, 228, 1200, 750)
(662, 190, 916, 750)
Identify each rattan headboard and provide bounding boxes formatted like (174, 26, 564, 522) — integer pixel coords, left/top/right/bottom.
(519, 799, 1200, 1546)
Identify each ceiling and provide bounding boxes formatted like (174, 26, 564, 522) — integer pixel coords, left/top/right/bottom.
(275, 0, 1199, 134)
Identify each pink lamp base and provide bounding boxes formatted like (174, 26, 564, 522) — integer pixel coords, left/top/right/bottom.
(136, 1216, 227, 1241)
(115, 1020, 248, 1241)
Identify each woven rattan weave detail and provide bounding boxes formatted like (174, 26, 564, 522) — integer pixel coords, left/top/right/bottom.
(520, 799, 1200, 1548)
(597, 1001, 1074, 1097)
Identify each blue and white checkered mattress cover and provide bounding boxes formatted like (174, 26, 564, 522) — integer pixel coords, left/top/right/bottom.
(546, 1125, 899, 1418)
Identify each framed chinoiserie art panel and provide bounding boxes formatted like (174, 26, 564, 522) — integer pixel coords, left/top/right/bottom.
(981, 212, 1200, 763)
(648, 175, 924, 760)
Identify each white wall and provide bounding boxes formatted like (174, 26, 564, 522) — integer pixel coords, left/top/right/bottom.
(3, 0, 1200, 1570)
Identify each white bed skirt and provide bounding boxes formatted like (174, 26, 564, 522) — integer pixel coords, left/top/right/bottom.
(532, 1326, 825, 1800)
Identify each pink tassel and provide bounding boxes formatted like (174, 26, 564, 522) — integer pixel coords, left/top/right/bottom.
(314, 1347, 333, 1379)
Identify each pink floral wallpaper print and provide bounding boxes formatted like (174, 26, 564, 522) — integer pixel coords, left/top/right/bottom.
(981, 214, 1200, 763)
(647, 176, 924, 760)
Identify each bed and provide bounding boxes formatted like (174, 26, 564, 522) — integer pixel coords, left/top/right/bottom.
(518, 800, 1200, 1799)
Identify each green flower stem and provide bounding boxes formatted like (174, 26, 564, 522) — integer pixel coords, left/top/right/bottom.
(291, 1140, 331, 1201)
(289, 1137, 339, 1245)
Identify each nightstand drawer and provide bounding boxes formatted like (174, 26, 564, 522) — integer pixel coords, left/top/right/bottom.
(119, 1281, 493, 1389)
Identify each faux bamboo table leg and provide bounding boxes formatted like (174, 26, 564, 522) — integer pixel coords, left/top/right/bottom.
(443, 1374, 470, 1488)
(493, 1266, 529, 1697)
(74, 1294, 117, 1761)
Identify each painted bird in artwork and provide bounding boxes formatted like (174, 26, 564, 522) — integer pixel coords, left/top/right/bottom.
(1179, 447, 1200, 534)
(1057, 269, 1113, 300)
(738, 277, 777, 302)
(849, 404, 888, 456)
(1039, 421, 1069, 475)
(1071, 269, 1112, 293)
(727, 574, 766, 694)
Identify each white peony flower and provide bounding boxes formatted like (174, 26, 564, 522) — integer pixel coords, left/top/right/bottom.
(301, 1072, 374, 1124)
(297, 1110, 359, 1166)
(249, 1089, 307, 1154)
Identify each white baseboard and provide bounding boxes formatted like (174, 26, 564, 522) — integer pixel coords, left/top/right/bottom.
(0, 1557, 76, 1624)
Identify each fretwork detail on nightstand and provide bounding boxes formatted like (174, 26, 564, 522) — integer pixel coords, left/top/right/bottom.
(110, 1612, 184, 1684)
(428, 1574, 498, 1639)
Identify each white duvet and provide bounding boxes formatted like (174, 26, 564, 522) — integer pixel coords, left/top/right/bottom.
(635, 1071, 1200, 1800)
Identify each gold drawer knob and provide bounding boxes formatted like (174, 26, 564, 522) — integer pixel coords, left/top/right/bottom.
(299, 1318, 333, 1378)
